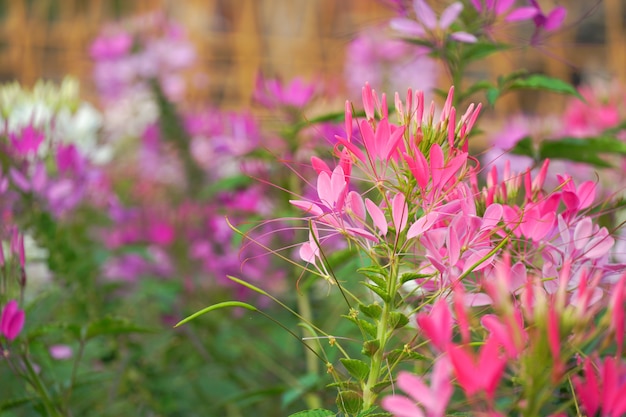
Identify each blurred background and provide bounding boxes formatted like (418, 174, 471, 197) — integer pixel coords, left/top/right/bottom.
(0, 0, 624, 111)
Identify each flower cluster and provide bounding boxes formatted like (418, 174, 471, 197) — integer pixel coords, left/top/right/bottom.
(280, 82, 625, 416)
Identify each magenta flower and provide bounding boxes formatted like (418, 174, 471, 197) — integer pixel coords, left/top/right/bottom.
(253, 73, 317, 110)
(528, 0, 566, 32)
(573, 356, 626, 417)
(448, 336, 507, 399)
(1, 300, 25, 341)
(89, 32, 133, 60)
(390, 0, 477, 45)
(9, 125, 45, 156)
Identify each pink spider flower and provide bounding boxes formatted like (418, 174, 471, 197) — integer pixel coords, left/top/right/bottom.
(1, 300, 25, 341)
(572, 356, 626, 417)
(390, 0, 477, 46)
(382, 355, 453, 417)
(416, 299, 453, 352)
(448, 336, 507, 400)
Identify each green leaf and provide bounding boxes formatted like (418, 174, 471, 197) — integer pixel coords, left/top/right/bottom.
(85, 316, 153, 340)
(486, 87, 500, 106)
(359, 319, 378, 339)
(399, 272, 433, 284)
(288, 409, 336, 417)
(361, 339, 380, 356)
(389, 312, 409, 329)
(337, 390, 362, 415)
(359, 303, 382, 320)
(509, 136, 535, 158)
(387, 349, 427, 364)
(0, 396, 38, 411)
(461, 42, 508, 62)
(340, 358, 370, 381)
(175, 301, 257, 327)
(362, 282, 390, 303)
(371, 380, 392, 394)
(538, 137, 622, 168)
(509, 74, 582, 99)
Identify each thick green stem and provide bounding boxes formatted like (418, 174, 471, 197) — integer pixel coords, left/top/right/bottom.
(362, 256, 399, 410)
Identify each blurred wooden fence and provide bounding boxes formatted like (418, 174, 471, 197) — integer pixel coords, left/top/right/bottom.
(0, 0, 623, 110)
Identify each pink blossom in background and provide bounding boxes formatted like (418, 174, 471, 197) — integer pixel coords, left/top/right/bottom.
(345, 27, 438, 100)
(9, 125, 45, 156)
(390, 0, 477, 45)
(253, 73, 317, 110)
(0, 300, 25, 341)
(49, 344, 73, 360)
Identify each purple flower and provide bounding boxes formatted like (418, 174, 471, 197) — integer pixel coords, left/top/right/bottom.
(1, 300, 25, 341)
(390, 0, 477, 45)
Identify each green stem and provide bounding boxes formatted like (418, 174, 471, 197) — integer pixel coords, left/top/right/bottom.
(21, 353, 63, 417)
(296, 292, 323, 410)
(362, 255, 399, 410)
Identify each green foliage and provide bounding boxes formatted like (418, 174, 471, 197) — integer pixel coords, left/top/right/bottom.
(339, 358, 370, 381)
(288, 409, 336, 417)
(510, 135, 626, 167)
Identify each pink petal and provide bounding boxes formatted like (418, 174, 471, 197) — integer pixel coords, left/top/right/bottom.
(397, 372, 436, 411)
(573, 217, 592, 251)
(576, 181, 596, 209)
(366, 198, 388, 236)
(505, 6, 539, 21)
(450, 32, 478, 43)
(392, 193, 408, 233)
(440, 2, 464, 29)
(381, 395, 425, 417)
(289, 200, 324, 217)
(494, 0, 514, 15)
(390, 18, 427, 37)
(413, 0, 437, 30)
(407, 212, 439, 239)
(544, 6, 566, 31)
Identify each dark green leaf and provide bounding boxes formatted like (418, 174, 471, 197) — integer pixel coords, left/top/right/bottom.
(371, 380, 392, 394)
(359, 303, 382, 320)
(537, 137, 626, 168)
(509, 136, 535, 158)
(337, 390, 362, 415)
(362, 282, 390, 303)
(340, 358, 370, 381)
(389, 312, 409, 329)
(509, 75, 582, 99)
(361, 339, 380, 356)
